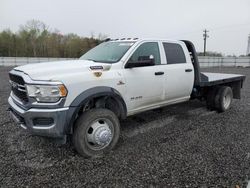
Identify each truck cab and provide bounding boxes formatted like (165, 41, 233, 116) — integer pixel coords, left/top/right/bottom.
(8, 38, 245, 157)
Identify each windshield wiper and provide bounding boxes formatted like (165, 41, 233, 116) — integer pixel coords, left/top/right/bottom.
(86, 59, 98, 62)
(85, 59, 114, 64)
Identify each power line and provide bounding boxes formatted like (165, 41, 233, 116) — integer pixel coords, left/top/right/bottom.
(203, 29, 209, 56)
(207, 22, 250, 31)
(167, 23, 250, 38)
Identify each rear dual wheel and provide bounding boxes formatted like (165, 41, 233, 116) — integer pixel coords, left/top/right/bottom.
(206, 86, 233, 112)
(214, 86, 233, 112)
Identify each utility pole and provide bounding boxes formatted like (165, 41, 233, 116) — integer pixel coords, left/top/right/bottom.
(247, 34, 250, 56)
(203, 29, 209, 56)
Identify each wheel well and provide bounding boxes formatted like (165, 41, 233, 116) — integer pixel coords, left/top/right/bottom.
(80, 95, 123, 118)
(68, 95, 123, 133)
(66, 87, 128, 135)
(69, 94, 124, 127)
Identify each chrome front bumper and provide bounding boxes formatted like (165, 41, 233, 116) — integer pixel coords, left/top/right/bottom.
(8, 96, 69, 138)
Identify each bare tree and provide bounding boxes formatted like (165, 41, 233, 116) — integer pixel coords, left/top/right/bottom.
(19, 20, 49, 57)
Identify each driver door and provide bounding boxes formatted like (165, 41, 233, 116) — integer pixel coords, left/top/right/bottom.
(123, 42, 165, 114)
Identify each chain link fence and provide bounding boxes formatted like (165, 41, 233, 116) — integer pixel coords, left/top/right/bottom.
(198, 56, 250, 68)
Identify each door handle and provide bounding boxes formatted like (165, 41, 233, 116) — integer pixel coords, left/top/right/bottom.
(185, 69, 193, 72)
(155, 71, 164, 75)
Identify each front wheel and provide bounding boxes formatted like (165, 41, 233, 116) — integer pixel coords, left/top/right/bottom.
(73, 108, 120, 157)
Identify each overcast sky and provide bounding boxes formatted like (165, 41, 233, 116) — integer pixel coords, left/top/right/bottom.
(1, 0, 250, 55)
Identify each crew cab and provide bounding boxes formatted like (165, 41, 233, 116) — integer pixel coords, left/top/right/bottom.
(8, 38, 245, 157)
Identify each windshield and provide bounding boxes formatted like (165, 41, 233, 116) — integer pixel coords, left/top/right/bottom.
(80, 41, 134, 63)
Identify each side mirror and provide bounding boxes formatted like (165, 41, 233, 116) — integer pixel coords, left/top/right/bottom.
(125, 55, 155, 68)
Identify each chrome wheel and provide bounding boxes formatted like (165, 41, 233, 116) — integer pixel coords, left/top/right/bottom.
(86, 118, 114, 150)
(73, 108, 120, 157)
(214, 86, 233, 112)
(223, 93, 232, 109)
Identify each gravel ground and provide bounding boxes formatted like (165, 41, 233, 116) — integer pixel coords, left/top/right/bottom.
(0, 66, 250, 187)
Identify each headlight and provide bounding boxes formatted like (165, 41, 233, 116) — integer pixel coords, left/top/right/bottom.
(26, 84, 67, 103)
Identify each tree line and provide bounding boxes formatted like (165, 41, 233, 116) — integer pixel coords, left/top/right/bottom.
(1, 20, 248, 58)
(0, 20, 103, 58)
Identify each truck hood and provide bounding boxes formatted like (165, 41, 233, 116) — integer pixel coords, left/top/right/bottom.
(14, 60, 111, 81)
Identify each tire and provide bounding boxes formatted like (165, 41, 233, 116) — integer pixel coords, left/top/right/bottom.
(73, 108, 120, 158)
(214, 86, 233, 112)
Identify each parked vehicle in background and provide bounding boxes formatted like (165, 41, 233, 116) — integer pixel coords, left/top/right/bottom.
(8, 38, 245, 157)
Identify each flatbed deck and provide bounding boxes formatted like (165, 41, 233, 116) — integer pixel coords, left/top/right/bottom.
(199, 72, 246, 87)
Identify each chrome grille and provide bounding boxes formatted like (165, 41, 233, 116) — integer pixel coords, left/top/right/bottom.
(9, 73, 28, 103)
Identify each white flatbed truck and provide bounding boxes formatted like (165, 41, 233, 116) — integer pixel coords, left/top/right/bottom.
(8, 38, 245, 157)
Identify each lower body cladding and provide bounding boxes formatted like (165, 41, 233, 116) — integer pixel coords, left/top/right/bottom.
(8, 96, 70, 138)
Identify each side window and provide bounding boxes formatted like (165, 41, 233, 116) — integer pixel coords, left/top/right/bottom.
(163, 43, 186, 64)
(129, 42, 161, 65)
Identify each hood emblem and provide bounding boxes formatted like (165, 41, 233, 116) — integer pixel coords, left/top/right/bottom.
(90, 66, 103, 70)
(94, 72, 102, 77)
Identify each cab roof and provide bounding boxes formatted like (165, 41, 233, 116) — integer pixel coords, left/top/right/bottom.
(106, 38, 183, 44)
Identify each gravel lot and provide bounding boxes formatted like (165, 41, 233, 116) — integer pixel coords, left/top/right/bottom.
(0, 66, 250, 187)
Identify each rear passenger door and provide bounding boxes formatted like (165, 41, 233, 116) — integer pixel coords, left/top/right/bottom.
(162, 42, 194, 101)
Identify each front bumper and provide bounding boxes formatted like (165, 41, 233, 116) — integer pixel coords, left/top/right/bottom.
(8, 96, 69, 138)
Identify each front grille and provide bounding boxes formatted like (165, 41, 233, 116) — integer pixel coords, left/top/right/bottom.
(9, 73, 28, 103)
(9, 73, 25, 85)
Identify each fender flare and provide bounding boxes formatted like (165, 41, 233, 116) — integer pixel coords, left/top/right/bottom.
(65, 86, 127, 133)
